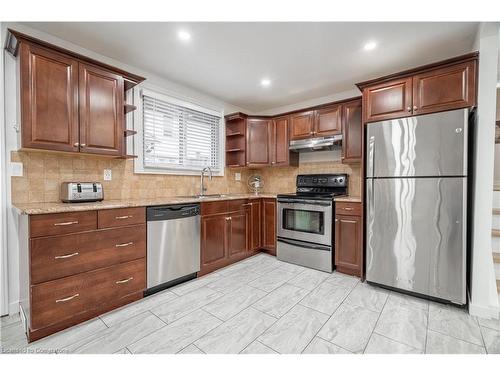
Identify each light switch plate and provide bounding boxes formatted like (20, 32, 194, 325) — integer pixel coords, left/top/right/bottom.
(11, 162, 23, 177)
(235, 172, 241, 181)
(104, 169, 112, 181)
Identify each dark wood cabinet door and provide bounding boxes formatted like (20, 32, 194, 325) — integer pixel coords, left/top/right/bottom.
(412, 61, 476, 115)
(342, 99, 362, 163)
(79, 63, 124, 156)
(261, 199, 276, 255)
(200, 214, 228, 273)
(272, 116, 297, 166)
(289, 110, 315, 140)
(335, 214, 361, 277)
(315, 104, 342, 136)
(249, 201, 261, 251)
(20, 42, 79, 152)
(363, 77, 412, 123)
(227, 211, 249, 259)
(246, 118, 271, 166)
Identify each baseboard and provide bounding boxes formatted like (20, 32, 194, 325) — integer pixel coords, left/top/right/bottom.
(468, 302, 499, 319)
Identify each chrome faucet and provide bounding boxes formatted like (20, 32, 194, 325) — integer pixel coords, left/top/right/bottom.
(200, 166, 213, 196)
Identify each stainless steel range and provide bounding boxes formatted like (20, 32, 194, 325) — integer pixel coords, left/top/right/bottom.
(277, 174, 348, 272)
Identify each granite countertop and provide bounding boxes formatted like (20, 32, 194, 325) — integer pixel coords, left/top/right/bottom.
(334, 196, 362, 203)
(13, 193, 278, 215)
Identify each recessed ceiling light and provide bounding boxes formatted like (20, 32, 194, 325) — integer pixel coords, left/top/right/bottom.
(260, 78, 271, 87)
(363, 41, 377, 51)
(177, 30, 191, 42)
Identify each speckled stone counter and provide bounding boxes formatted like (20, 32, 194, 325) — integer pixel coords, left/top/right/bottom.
(334, 196, 362, 203)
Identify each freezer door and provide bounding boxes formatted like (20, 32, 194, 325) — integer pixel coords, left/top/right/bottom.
(365, 177, 466, 304)
(366, 109, 468, 178)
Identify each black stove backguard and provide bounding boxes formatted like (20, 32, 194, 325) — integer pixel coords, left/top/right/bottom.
(294, 174, 348, 196)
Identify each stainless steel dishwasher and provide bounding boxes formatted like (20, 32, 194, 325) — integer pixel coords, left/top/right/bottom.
(146, 203, 200, 294)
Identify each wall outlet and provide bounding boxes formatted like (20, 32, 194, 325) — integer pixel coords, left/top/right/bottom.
(11, 162, 23, 177)
(104, 169, 112, 181)
(235, 172, 241, 181)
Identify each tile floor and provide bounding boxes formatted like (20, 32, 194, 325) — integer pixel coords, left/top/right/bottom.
(1, 253, 500, 354)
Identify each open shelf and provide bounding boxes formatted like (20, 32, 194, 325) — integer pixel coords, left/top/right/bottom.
(124, 103, 137, 114)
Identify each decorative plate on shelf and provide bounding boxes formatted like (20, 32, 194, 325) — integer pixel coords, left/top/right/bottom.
(247, 174, 264, 195)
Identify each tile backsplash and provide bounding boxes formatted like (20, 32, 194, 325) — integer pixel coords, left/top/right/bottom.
(10, 151, 361, 205)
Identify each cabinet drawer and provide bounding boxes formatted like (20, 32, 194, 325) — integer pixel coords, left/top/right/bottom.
(31, 225, 146, 284)
(98, 207, 145, 228)
(336, 202, 362, 216)
(30, 211, 97, 238)
(201, 201, 228, 216)
(227, 199, 251, 213)
(31, 258, 145, 330)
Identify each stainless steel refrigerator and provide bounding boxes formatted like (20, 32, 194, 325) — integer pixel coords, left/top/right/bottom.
(365, 108, 469, 304)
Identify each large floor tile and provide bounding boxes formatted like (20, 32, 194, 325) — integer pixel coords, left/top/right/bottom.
(428, 303, 482, 346)
(287, 268, 329, 291)
(276, 261, 308, 275)
(178, 344, 205, 354)
(302, 337, 351, 354)
(128, 309, 222, 354)
(0, 313, 21, 328)
(248, 269, 296, 293)
(170, 273, 222, 296)
(374, 303, 427, 350)
(0, 322, 28, 353)
(240, 340, 278, 354)
(325, 272, 359, 289)
(151, 287, 222, 324)
(317, 303, 379, 353)
(252, 283, 310, 318)
(258, 305, 329, 354)
(66, 312, 166, 354)
(195, 308, 276, 354)
(478, 316, 500, 332)
(344, 283, 389, 313)
(100, 290, 177, 326)
(425, 330, 486, 354)
(364, 333, 422, 354)
(202, 285, 267, 321)
(244, 261, 282, 276)
(206, 271, 261, 294)
(385, 292, 429, 312)
(481, 326, 500, 354)
(300, 282, 351, 315)
(28, 318, 108, 353)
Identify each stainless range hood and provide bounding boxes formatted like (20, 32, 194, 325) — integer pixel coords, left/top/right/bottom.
(289, 135, 342, 152)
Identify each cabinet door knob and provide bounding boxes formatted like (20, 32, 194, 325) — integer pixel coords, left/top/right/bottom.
(413, 106, 418, 111)
(80, 143, 86, 147)
(407, 106, 411, 112)
(73, 142, 80, 147)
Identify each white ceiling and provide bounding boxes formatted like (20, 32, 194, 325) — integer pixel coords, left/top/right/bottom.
(23, 22, 479, 113)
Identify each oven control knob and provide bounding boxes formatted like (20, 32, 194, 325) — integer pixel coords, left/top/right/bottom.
(338, 178, 344, 184)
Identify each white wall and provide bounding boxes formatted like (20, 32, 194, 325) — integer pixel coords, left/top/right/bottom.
(469, 22, 500, 318)
(1, 22, 251, 315)
(493, 88, 500, 184)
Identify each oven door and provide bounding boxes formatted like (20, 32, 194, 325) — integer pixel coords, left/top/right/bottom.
(277, 199, 332, 246)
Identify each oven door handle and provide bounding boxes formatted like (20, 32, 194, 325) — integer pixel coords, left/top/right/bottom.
(277, 199, 332, 206)
(277, 238, 331, 251)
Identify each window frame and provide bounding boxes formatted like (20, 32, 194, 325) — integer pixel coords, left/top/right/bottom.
(133, 85, 225, 176)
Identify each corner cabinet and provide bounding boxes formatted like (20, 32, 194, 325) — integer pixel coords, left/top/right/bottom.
(341, 99, 362, 163)
(358, 53, 478, 123)
(246, 118, 272, 167)
(8, 29, 145, 157)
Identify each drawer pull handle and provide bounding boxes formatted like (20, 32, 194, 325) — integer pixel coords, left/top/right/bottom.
(54, 221, 79, 226)
(56, 293, 79, 303)
(242, 203, 252, 207)
(116, 242, 134, 248)
(116, 277, 134, 284)
(54, 252, 79, 259)
(115, 215, 132, 220)
(343, 207, 353, 211)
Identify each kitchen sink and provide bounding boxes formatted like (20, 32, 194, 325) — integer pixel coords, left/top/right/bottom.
(177, 194, 230, 199)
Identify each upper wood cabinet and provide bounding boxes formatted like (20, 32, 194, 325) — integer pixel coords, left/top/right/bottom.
(271, 116, 298, 167)
(342, 99, 362, 163)
(20, 42, 80, 152)
(289, 110, 315, 140)
(8, 29, 145, 157)
(315, 104, 342, 137)
(358, 53, 478, 123)
(79, 63, 124, 156)
(246, 118, 272, 167)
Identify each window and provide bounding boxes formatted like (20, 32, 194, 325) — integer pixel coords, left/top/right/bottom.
(135, 88, 223, 175)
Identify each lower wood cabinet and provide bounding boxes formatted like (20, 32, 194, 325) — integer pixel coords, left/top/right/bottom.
(335, 202, 362, 277)
(19, 207, 147, 342)
(261, 198, 277, 255)
(227, 210, 250, 260)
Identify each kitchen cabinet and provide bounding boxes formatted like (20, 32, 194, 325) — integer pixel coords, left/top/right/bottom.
(315, 104, 342, 137)
(8, 29, 145, 158)
(227, 210, 250, 260)
(289, 110, 315, 140)
(271, 116, 299, 167)
(335, 202, 362, 277)
(358, 53, 478, 123)
(246, 118, 272, 167)
(261, 198, 277, 255)
(249, 200, 262, 251)
(78, 63, 124, 156)
(200, 213, 228, 272)
(19, 207, 146, 342)
(342, 99, 363, 163)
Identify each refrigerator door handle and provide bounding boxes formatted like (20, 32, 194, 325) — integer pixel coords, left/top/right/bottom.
(366, 178, 375, 272)
(368, 135, 375, 178)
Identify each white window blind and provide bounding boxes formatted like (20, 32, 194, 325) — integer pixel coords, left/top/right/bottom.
(142, 91, 222, 173)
